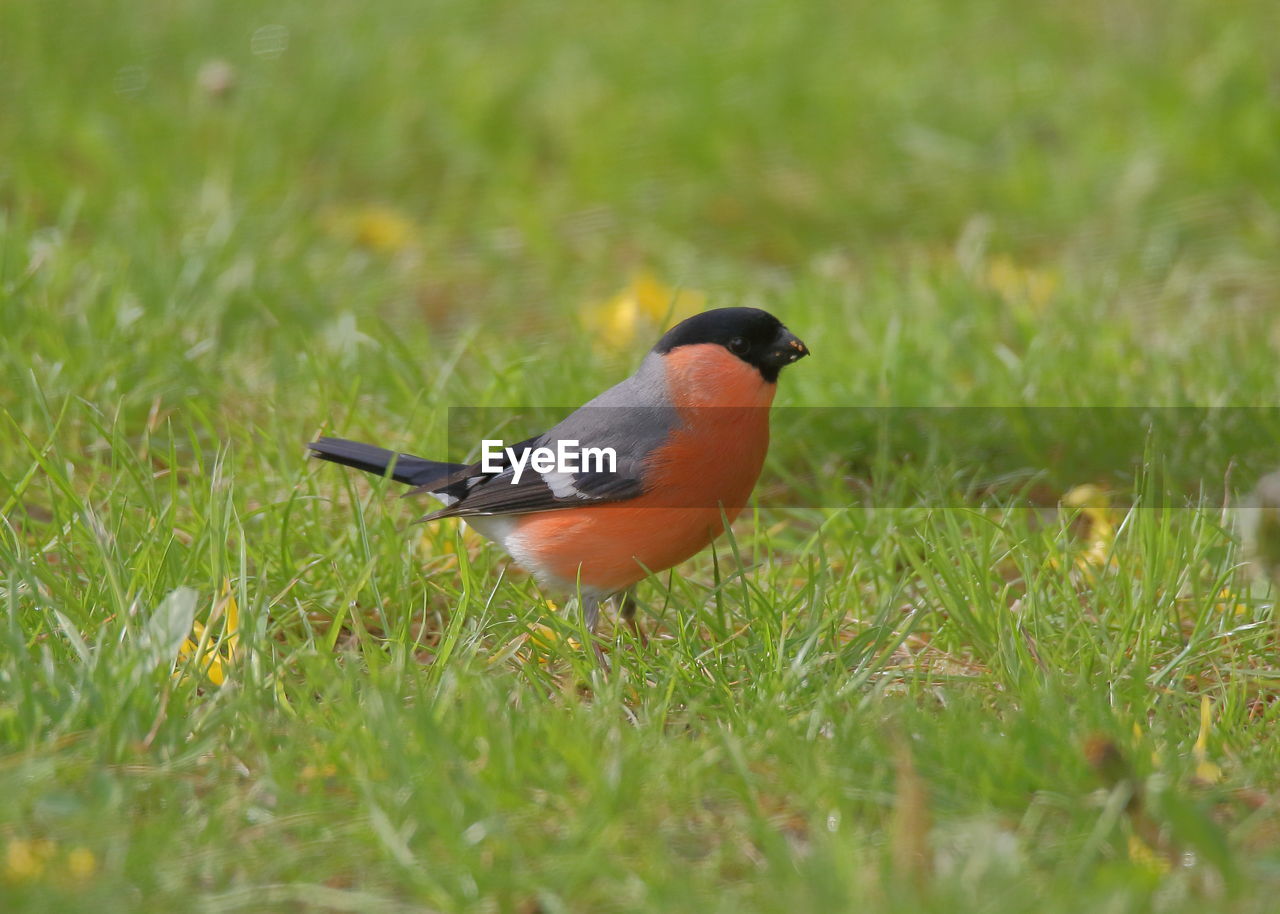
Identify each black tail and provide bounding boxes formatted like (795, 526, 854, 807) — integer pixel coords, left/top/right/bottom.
(308, 437, 465, 488)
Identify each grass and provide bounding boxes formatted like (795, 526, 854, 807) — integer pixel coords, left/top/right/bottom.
(3, 0, 1280, 910)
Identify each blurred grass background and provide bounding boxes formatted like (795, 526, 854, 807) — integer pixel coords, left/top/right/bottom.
(3, 0, 1280, 911)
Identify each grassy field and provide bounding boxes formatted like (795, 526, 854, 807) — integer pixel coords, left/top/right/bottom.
(4, 0, 1280, 910)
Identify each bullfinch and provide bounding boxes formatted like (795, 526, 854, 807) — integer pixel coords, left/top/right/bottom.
(308, 307, 808, 660)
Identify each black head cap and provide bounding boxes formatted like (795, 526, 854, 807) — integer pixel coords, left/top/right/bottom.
(652, 307, 810, 382)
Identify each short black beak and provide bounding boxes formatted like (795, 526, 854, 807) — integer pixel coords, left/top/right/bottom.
(771, 327, 810, 367)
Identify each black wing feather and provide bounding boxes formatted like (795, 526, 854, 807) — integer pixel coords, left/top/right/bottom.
(415, 439, 646, 521)
(308, 437, 465, 488)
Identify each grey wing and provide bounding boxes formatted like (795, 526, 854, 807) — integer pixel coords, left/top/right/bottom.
(417, 358, 679, 521)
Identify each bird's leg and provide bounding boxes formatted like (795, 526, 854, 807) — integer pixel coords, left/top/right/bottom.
(581, 593, 609, 670)
(582, 592, 601, 631)
(617, 588, 647, 646)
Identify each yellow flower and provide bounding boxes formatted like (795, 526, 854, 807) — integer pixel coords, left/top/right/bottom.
(584, 271, 707, 349)
(176, 580, 240, 686)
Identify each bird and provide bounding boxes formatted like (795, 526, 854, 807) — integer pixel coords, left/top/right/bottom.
(307, 307, 809, 664)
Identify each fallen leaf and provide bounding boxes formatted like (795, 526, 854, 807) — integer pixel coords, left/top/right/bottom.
(175, 580, 240, 686)
(1192, 695, 1223, 785)
(889, 739, 933, 885)
(583, 271, 706, 349)
(321, 205, 418, 253)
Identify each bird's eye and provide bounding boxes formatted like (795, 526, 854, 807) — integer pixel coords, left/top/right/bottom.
(728, 337, 749, 356)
